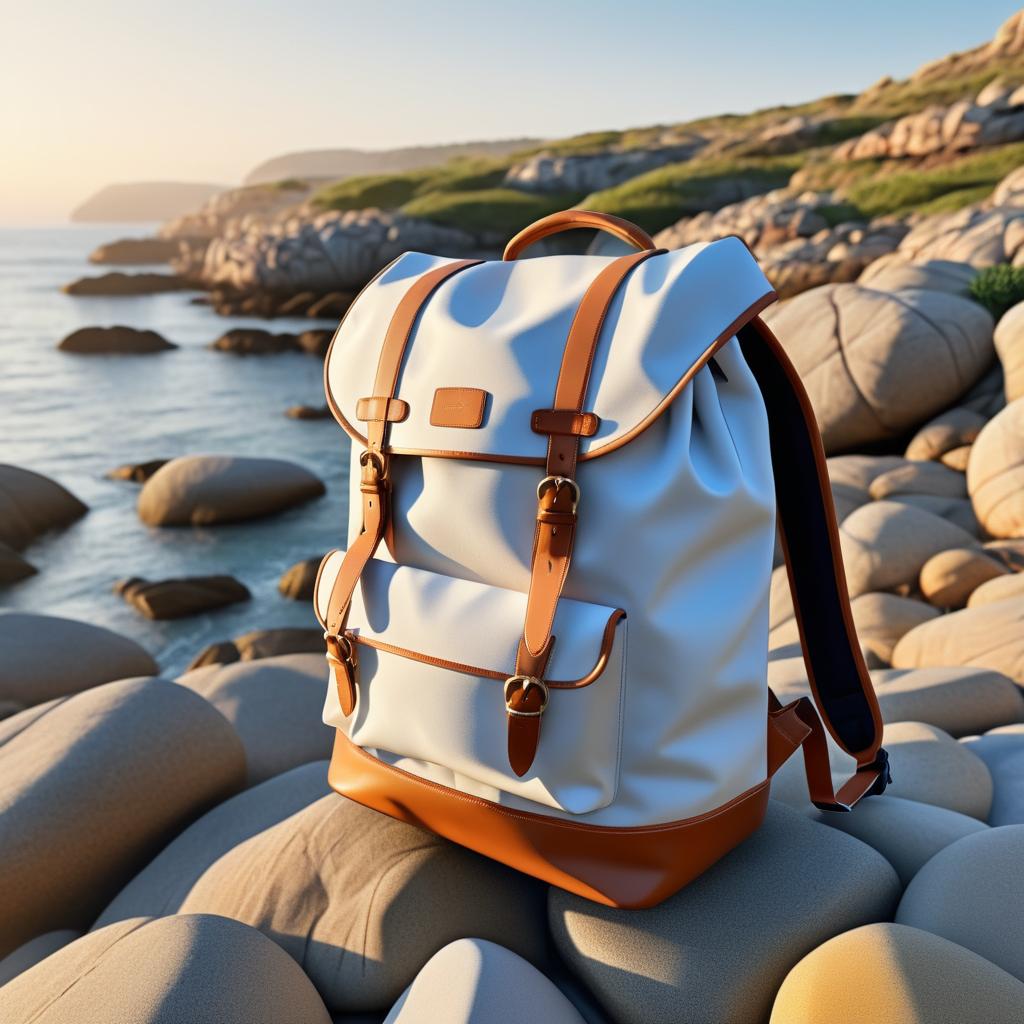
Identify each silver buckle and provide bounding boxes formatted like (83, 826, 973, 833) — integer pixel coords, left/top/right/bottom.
(536, 475, 580, 513)
(504, 675, 550, 717)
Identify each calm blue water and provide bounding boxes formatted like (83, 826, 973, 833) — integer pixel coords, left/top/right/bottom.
(0, 224, 350, 675)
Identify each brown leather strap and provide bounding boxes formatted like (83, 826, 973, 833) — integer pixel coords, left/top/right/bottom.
(507, 249, 663, 776)
(740, 316, 889, 804)
(323, 259, 481, 712)
(503, 210, 656, 261)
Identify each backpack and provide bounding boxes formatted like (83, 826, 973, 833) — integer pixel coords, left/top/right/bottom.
(314, 209, 890, 909)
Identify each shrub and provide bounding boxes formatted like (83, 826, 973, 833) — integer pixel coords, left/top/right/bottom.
(969, 265, 1024, 320)
(400, 188, 581, 236)
(311, 171, 435, 212)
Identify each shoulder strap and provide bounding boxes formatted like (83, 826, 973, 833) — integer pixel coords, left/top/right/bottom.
(739, 316, 890, 811)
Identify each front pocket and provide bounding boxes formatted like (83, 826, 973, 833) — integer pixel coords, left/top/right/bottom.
(314, 554, 627, 814)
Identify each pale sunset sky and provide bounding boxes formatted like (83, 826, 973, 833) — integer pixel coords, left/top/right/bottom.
(1, 0, 1019, 224)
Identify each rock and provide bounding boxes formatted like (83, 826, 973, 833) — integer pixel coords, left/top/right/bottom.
(61, 272, 192, 296)
(968, 572, 1024, 607)
(962, 727, 1024, 825)
(275, 291, 317, 315)
(859, 255, 977, 296)
(0, 677, 245, 957)
(919, 548, 1009, 607)
(137, 455, 325, 526)
(58, 325, 177, 354)
(95, 765, 550, 1014)
(175, 654, 332, 785)
(0, 541, 36, 583)
(869, 460, 967, 500)
(897, 826, 1024, 983)
(892, 597, 1024, 683)
(885, 493, 981, 536)
(106, 458, 169, 483)
(296, 329, 333, 356)
(186, 627, 323, 670)
(827, 454, 907, 521)
(305, 292, 355, 319)
(898, 207, 1024, 266)
(940, 444, 972, 470)
(0, 915, 332, 1024)
(839, 501, 979, 597)
(871, 666, 1024, 736)
(968, 398, 1024, 537)
(0, 610, 157, 707)
(285, 403, 331, 420)
(882, 721, 993, 819)
(813, 796, 987, 886)
(985, 538, 1024, 570)
(0, 464, 86, 551)
(771, 591, 937, 663)
(770, 923, 1024, 1024)
(995, 300, 1024, 400)
(762, 283, 994, 452)
(549, 801, 899, 1024)
(905, 406, 987, 460)
(209, 328, 299, 355)
(278, 557, 321, 599)
(88, 236, 181, 264)
(114, 574, 250, 619)
(0, 931, 82, 987)
(0, 698, 24, 720)
(384, 939, 586, 1024)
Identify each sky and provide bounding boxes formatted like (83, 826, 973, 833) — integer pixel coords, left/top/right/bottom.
(1, 0, 1019, 224)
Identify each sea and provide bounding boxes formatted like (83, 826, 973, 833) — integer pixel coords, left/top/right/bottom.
(0, 223, 350, 675)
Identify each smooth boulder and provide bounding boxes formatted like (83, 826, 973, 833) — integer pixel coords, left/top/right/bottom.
(839, 501, 978, 597)
(892, 597, 1024, 683)
(882, 721, 993, 819)
(858, 254, 977, 295)
(919, 547, 1009, 608)
(0, 931, 81, 987)
(814, 795, 987, 886)
(968, 398, 1024, 538)
(549, 801, 900, 1024)
(869, 460, 967, 500)
(0, 464, 86, 550)
(137, 455, 325, 526)
(384, 939, 586, 1024)
(0, 915, 332, 1024)
(962, 727, 1024, 826)
(763, 283, 993, 452)
(969, 572, 1024, 606)
(175, 654, 332, 785)
(186, 627, 323, 669)
(58, 326, 176, 354)
(278, 556, 322, 600)
(95, 765, 550, 1013)
(115, 574, 250, 619)
(0, 541, 36, 583)
(0, 610, 157, 706)
(905, 406, 987, 461)
(871, 666, 1024, 737)
(0, 677, 246, 957)
(897, 826, 1024, 984)
(771, 923, 1024, 1024)
(995, 300, 1024, 401)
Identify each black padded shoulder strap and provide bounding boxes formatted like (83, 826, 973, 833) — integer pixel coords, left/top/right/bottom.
(738, 317, 890, 810)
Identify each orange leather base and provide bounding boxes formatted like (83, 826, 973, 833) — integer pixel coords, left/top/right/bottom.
(328, 732, 773, 909)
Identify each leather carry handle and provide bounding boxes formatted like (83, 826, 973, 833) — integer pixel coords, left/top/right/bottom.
(503, 210, 656, 261)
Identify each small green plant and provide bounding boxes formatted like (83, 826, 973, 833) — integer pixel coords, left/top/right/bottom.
(969, 265, 1024, 320)
(400, 188, 581, 236)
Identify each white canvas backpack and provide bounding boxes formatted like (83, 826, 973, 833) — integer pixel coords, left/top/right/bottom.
(314, 209, 890, 909)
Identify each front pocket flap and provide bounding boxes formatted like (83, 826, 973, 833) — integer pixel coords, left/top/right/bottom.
(316, 553, 621, 686)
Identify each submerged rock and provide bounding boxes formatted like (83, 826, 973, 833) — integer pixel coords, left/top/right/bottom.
(0, 464, 86, 551)
(185, 627, 324, 670)
(106, 458, 169, 483)
(88, 237, 180, 265)
(114, 575, 251, 620)
(58, 326, 176, 354)
(61, 272, 193, 296)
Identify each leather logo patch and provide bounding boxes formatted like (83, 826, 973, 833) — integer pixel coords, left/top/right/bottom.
(430, 387, 488, 429)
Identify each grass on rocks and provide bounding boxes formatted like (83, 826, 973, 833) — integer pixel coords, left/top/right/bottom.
(399, 188, 580, 236)
(839, 142, 1024, 218)
(970, 264, 1024, 319)
(580, 155, 803, 233)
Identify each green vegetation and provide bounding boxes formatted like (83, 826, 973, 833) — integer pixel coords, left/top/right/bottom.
(271, 178, 308, 192)
(840, 142, 1024, 218)
(400, 188, 580, 236)
(815, 203, 865, 227)
(970, 265, 1024, 320)
(913, 184, 996, 216)
(580, 155, 803, 234)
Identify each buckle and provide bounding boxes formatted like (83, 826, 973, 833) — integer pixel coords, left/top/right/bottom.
(359, 449, 387, 481)
(504, 675, 549, 717)
(536, 476, 580, 513)
(324, 631, 356, 666)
